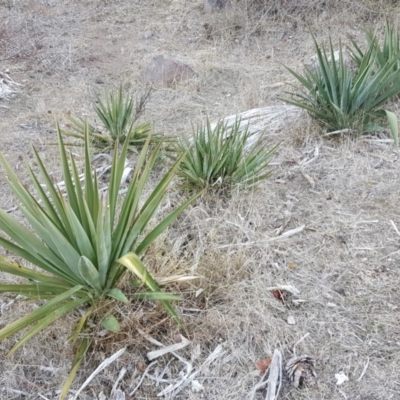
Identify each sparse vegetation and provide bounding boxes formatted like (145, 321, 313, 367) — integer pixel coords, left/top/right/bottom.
(173, 119, 279, 192)
(0, 124, 199, 398)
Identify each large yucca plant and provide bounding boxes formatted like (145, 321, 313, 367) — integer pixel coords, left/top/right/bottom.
(173, 119, 279, 192)
(281, 36, 400, 145)
(0, 124, 200, 398)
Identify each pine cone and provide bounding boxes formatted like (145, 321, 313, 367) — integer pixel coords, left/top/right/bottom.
(285, 355, 317, 388)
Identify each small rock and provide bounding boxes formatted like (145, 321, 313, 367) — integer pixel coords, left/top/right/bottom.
(335, 371, 349, 386)
(191, 380, 204, 392)
(95, 77, 105, 84)
(204, 0, 230, 12)
(111, 389, 126, 400)
(144, 55, 197, 87)
(143, 30, 154, 39)
(287, 315, 296, 325)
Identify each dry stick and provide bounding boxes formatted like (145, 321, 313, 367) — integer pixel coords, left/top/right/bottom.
(136, 328, 193, 392)
(72, 348, 126, 400)
(356, 358, 370, 382)
(137, 328, 191, 363)
(323, 128, 353, 136)
(265, 349, 282, 400)
(147, 336, 191, 361)
(130, 361, 157, 396)
(301, 171, 315, 188)
(157, 344, 225, 397)
(292, 333, 310, 358)
(390, 220, 400, 238)
(111, 367, 127, 395)
(247, 368, 270, 400)
(218, 225, 305, 249)
(300, 146, 320, 166)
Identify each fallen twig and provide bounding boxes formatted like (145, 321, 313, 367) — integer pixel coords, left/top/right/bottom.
(218, 225, 305, 249)
(390, 220, 400, 238)
(111, 367, 127, 395)
(147, 335, 191, 361)
(265, 349, 282, 400)
(71, 348, 126, 400)
(292, 333, 310, 357)
(130, 361, 157, 396)
(356, 358, 369, 382)
(247, 369, 270, 399)
(157, 343, 225, 397)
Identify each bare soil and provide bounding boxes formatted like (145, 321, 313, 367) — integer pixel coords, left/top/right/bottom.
(1, 1, 400, 399)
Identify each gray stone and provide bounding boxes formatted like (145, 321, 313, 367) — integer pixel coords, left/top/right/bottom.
(204, 0, 230, 12)
(143, 30, 154, 39)
(143, 55, 197, 87)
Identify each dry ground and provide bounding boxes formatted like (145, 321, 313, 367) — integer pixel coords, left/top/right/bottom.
(1, 1, 400, 399)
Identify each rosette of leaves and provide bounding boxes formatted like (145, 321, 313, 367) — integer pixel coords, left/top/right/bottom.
(281, 36, 400, 145)
(0, 124, 200, 398)
(63, 86, 167, 152)
(173, 119, 279, 192)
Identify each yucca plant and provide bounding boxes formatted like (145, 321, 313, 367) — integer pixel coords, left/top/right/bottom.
(281, 36, 400, 145)
(350, 20, 400, 72)
(173, 119, 279, 192)
(63, 86, 166, 152)
(0, 124, 200, 398)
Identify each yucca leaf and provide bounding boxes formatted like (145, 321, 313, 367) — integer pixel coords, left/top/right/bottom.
(0, 284, 73, 296)
(57, 125, 81, 219)
(7, 298, 87, 356)
(69, 311, 91, 344)
(96, 199, 112, 287)
(83, 121, 99, 222)
(30, 146, 77, 240)
(135, 190, 203, 255)
(64, 202, 96, 262)
(0, 210, 80, 284)
(26, 159, 67, 236)
(78, 256, 102, 294)
(133, 292, 182, 301)
(101, 314, 120, 332)
(59, 338, 92, 400)
(120, 153, 184, 256)
(108, 123, 132, 224)
(118, 253, 181, 326)
(111, 135, 154, 260)
(0, 257, 68, 285)
(0, 285, 84, 341)
(69, 152, 91, 235)
(107, 288, 128, 303)
(385, 110, 399, 147)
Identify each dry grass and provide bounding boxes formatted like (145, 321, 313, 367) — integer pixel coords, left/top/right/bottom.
(1, 0, 400, 399)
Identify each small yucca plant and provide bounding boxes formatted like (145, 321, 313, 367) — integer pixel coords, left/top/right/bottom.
(281, 36, 400, 145)
(173, 119, 279, 192)
(0, 124, 200, 398)
(63, 86, 165, 152)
